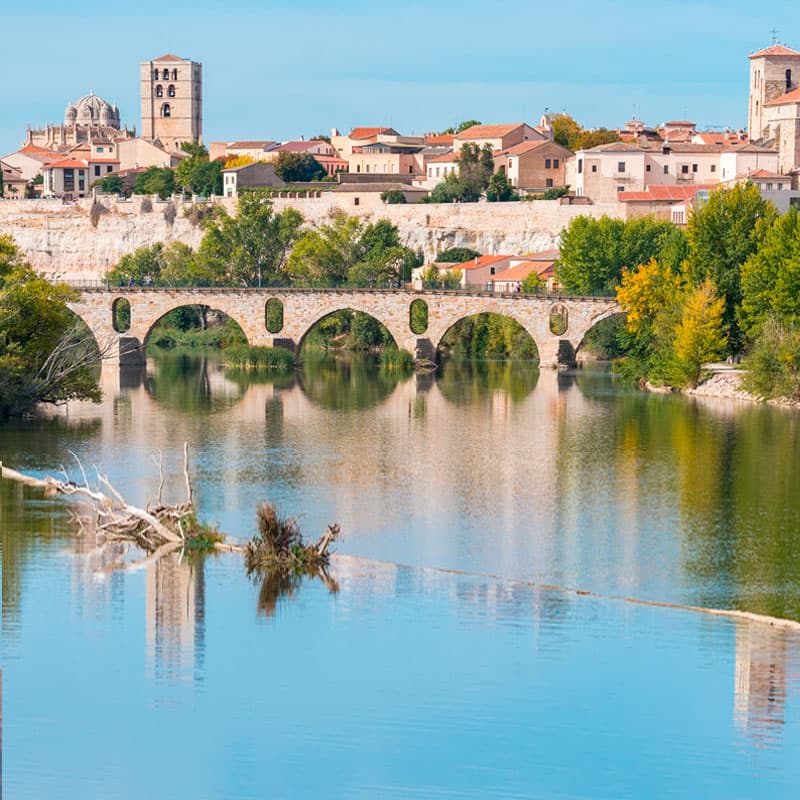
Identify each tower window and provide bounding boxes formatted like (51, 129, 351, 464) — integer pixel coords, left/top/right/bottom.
(161, 103, 171, 118)
(172, 69, 178, 80)
(168, 85, 176, 98)
(787, 69, 793, 92)
(153, 68, 159, 80)
(155, 85, 163, 98)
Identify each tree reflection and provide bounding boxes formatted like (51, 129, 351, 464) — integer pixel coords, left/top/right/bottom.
(437, 359, 539, 404)
(255, 567, 339, 617)
(297, 352, 408, 411)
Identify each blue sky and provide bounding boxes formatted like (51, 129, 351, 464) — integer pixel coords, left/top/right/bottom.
(1, 0, 798, 156)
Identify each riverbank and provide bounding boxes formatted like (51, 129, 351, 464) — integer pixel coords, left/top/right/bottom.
(685, 366, 800, 409)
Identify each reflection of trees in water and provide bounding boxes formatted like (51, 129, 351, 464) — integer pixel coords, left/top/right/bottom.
(566, 391, 800, 620)
(437, 359, 539, 404)
(297, 352, 408, 411)
(145, 352, 244, 414)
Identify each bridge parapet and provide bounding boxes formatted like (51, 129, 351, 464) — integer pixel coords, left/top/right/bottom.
(68, 288, 621, 367)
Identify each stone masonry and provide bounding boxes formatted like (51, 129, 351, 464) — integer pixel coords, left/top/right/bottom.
(69, 288, 620, 367)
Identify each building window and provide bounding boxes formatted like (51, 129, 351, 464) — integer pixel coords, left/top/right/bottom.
(155, 85, 163, 98)
(545, 158, 551, 168)
(577, 158, 583, 174)
(94, 165, 101, 176)
(172, 68, 178, 80)
(617, 161, 625, 172)
(553, 158, 559, 168)
(107, 165, 113, 173)
(161, 103, 171, 118)
(97, 146, 104, 153)
(168, 85, 176, 98)
(692, 163, 698, 173)
(777, 184, 784, 191)
(646, 164, 651, 172)
(711, 164, 716, 172)
(681, 165, 689, 174)
(787, 69, 793, 92)
(591, 164, 597, 172)
(617, 186, 624, 192)
(153, 69, 159, 80)
(546, 178, 553, 188)
(766, 183, 773, 190)
(663, 165, 669, 174)
(354, 197, 359, 206)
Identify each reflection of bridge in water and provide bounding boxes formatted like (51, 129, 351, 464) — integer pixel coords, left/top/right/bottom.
(68, 288, 620, 367)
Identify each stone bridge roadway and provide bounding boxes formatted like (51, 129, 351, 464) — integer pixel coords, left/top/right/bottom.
(68, 288, 621, 367)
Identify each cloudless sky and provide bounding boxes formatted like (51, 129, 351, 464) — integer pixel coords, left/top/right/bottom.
(1, 0, 799, 156)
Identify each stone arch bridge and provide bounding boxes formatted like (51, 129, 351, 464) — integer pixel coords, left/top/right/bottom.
(68, 288, 621, 367)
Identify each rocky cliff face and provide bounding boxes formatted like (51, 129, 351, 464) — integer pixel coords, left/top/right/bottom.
(0, 195, 621, 278)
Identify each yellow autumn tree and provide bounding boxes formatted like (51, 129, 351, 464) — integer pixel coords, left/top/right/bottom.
(224, 155, 255, 169)
(616, 258, 684, 335)
(670, 279, 726, 387)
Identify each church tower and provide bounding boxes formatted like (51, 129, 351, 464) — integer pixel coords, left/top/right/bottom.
(140, 54, 202, 151)
(748, 43, 800, 141)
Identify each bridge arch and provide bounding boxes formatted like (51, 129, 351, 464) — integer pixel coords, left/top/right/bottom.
(139, 301, 252, 352)
(572, 308, 627, 358)
(296, 306, 402, 353)
(294, 300, 409, 354)
(434, 310, 541, 361)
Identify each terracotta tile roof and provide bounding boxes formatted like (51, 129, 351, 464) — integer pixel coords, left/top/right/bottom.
(765, 87, 800, 106)
(693, 132, 748, 145)
(664, 120, 695, 127)
(527, 248, 560, 260)
(425, 152, 458, 163)
(425, 134, 455, 146)
(20, 144, 54, 154)
(618, 185, 713, 202)
(155, 53, 183, 62)
(749, 44, 800, 59)
(492, 261, 555, 282)
(454, 254, 512, 271)
(499, 140, 570, 157)
(42, 158, 88, 170)
(348, 127, 398, 140)
(455, 123, 526, 140)
(88, 158, 120, 164)
(747, 169, 786, 179)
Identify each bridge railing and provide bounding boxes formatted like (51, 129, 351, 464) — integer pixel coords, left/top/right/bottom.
(61, 279, 616, 303)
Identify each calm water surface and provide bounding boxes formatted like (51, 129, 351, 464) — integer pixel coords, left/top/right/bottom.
(1, 353, 799, 798)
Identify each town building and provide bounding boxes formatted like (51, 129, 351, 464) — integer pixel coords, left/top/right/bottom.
(490, 251, 559, 293)
(1, 160, 27, 197)
(116, 138, 186, 171)
(21, 91, 134, 152)
(140, 54, 203, 151)
(454, 123, 546, 152)
(494, 140, 573, 191)
(222, 162, 285, 197)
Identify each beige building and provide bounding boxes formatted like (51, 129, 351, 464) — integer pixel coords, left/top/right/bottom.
(22, 91, 134, 152)
(494, 140, 573, 191)
(1, 160, 27, 196)
(41, 157, 90, 198)
(569, 141, 779, 203)
(117, 137, 186, 171)
(1, 144, 55, 180)
(140, 54, 202, 151)
(454, 123, 546, 152)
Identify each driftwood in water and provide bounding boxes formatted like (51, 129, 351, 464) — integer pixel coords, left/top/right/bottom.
(0, 444, 228, 555)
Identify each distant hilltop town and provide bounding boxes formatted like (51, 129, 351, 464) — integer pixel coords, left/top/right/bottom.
(3, 43, 800, 220)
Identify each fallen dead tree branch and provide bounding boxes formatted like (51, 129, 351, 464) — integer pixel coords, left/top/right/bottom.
(0, 446, 232, 556)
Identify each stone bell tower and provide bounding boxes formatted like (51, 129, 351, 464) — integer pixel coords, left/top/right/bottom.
(140, 54, 203, 151)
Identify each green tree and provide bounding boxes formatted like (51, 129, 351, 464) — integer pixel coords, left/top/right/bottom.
(380, 189, 406, 204)
(287, 211, 365, 286)
(686, 182, 778, 352)
(521, 271, 544, 293)
(175, 143, 223, 196)
(742, 317, 800, 399)
(195, 191, 303, 286)
(424, 143, 494, 203)
(133, 166, 175, 199)
(436, 247, 479, 263)
(551, 113, 582, 149)
(740, 206, 800, 338)
(557, 215, 687, 295)
(274, 152, 326, 183)
(0, 238, 101, 418)
(92, 173, 123, 194)
(486, 171, 519, 202)
(574, 128, 621, 150)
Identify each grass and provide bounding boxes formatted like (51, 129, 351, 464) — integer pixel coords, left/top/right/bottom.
(222, 346, 295, 370)
(380, 347, 414, 371)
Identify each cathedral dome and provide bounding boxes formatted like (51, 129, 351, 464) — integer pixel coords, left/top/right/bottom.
(64, 104, 77, 124)
(69, 91, 120, 128)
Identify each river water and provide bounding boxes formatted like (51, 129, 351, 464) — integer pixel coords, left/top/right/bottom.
(1, 353, 799, 798)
